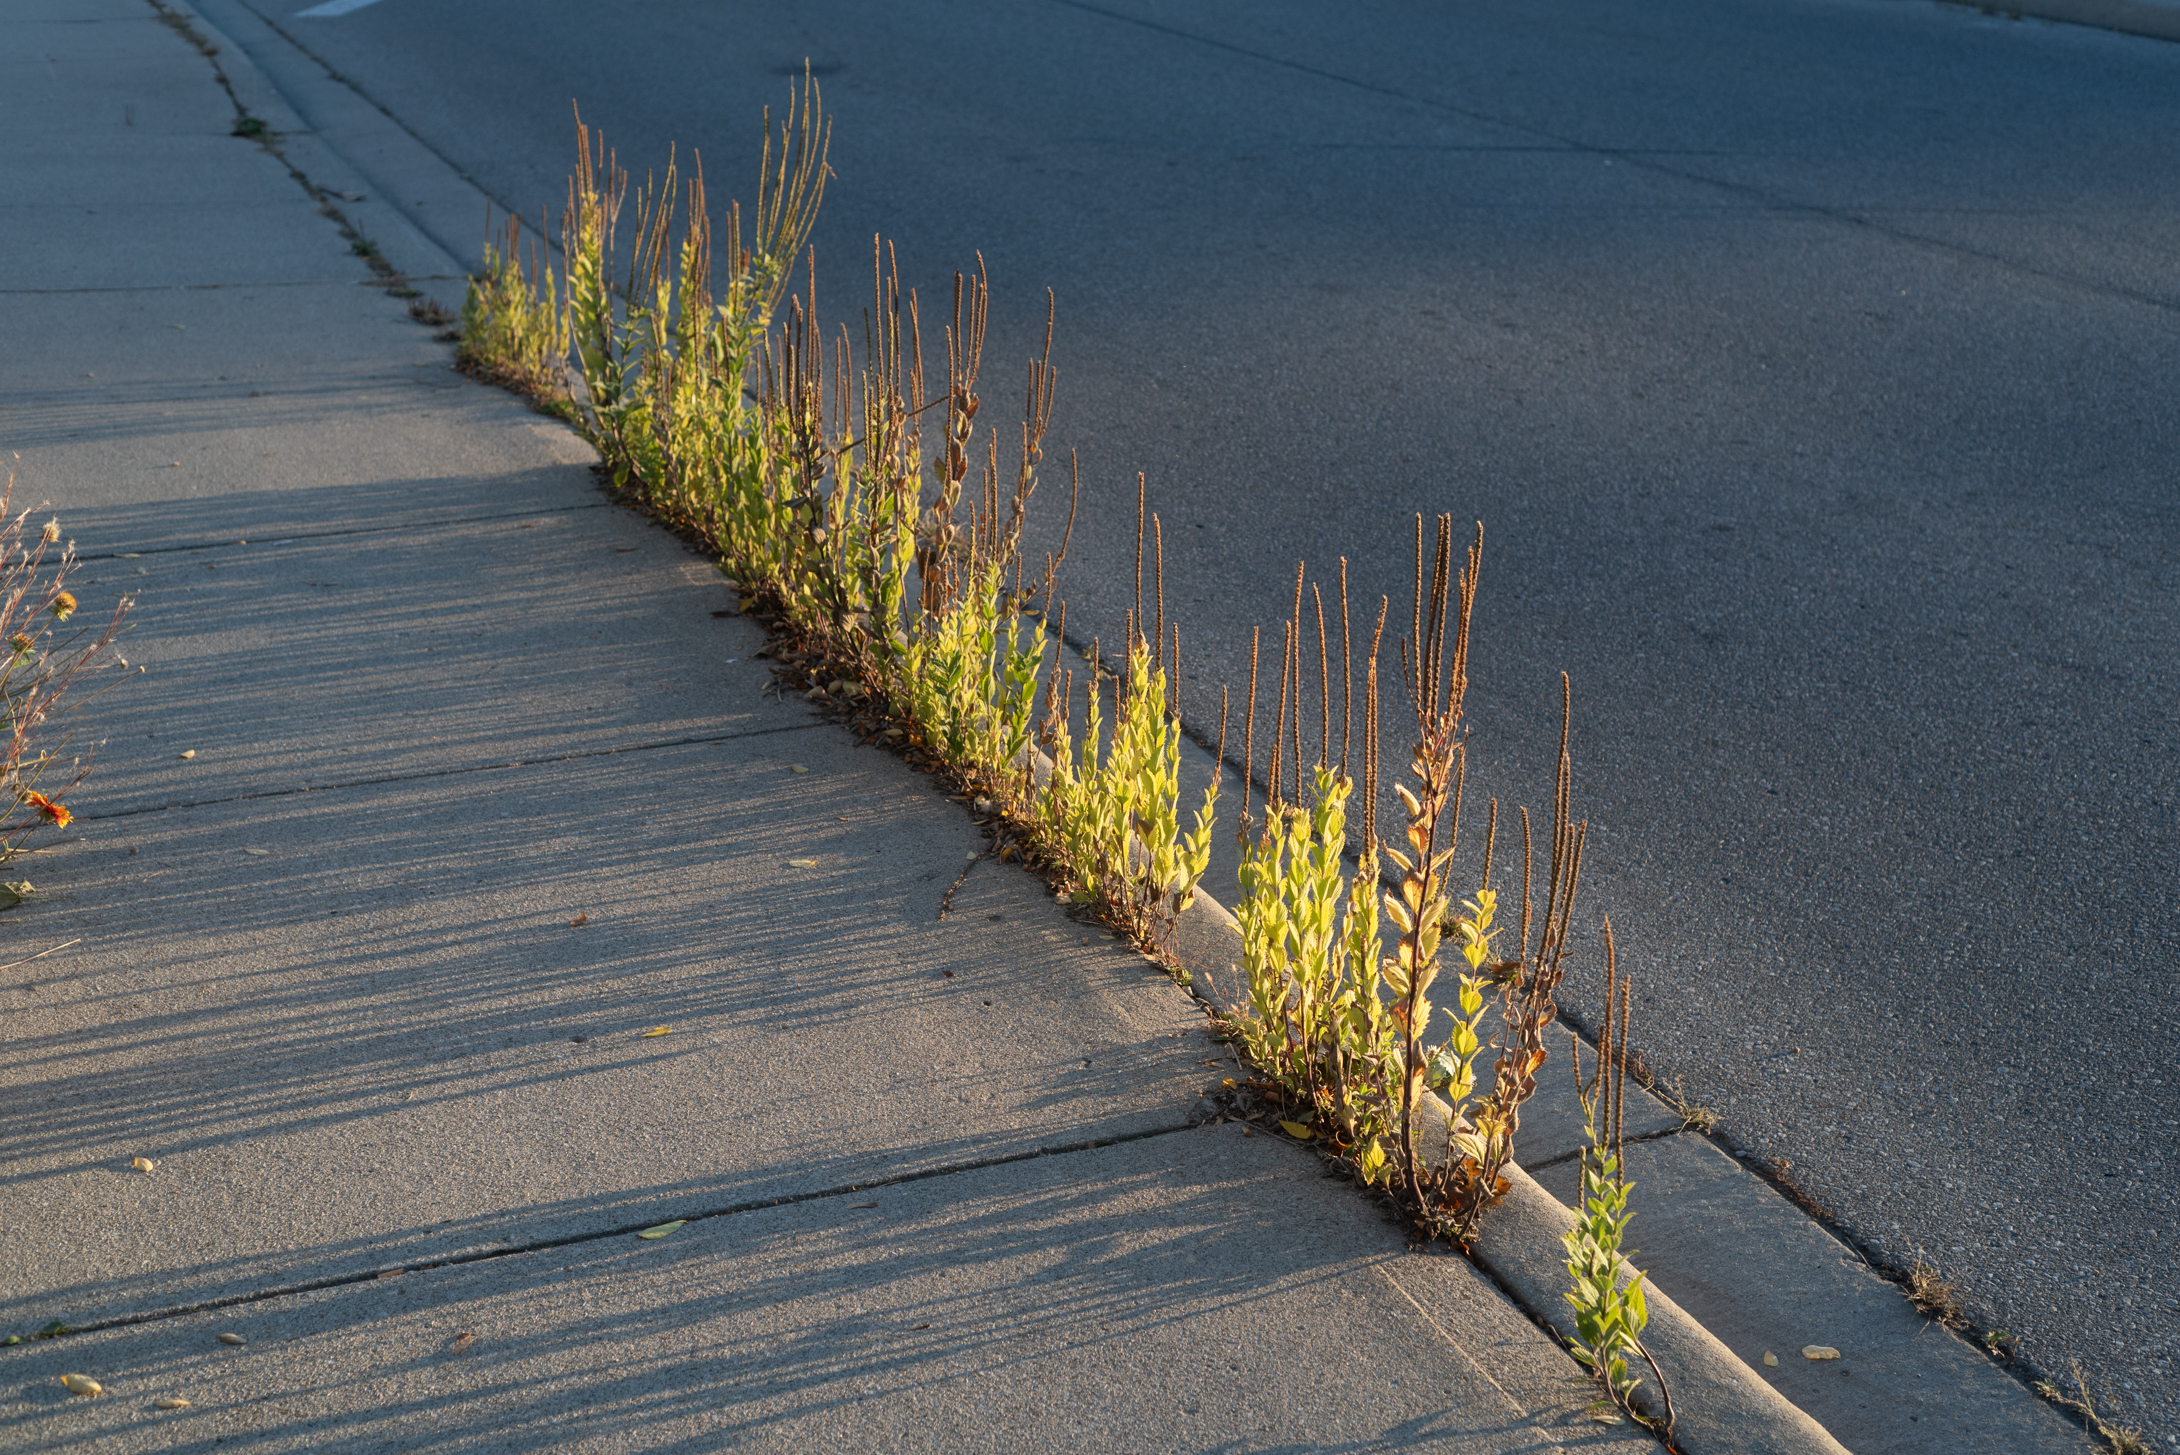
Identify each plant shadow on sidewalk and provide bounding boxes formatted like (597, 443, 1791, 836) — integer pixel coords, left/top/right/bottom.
(0, 1135, 1632, 1453)
(1, 732, 1223, 1325)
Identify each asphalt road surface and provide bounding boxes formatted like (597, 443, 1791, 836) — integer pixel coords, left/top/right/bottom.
(208, 0, 2178, 1437)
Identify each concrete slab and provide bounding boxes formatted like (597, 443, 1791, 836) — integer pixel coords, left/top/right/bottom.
(0, 729, 1230, 1325)
(0, 289, 590, 548)
(1531, 1132, 2088, 1454)
(0, 1129, 1657, 1454)
(65, 515, 813, 816)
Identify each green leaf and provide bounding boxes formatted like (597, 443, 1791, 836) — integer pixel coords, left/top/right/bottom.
(1277, 1120, 1313, 1141)
(636, 1221, 686, 1240)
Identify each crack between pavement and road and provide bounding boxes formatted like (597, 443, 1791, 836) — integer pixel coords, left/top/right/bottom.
(72, 722, 826, 823)
(5, 1122, 1203, 1345)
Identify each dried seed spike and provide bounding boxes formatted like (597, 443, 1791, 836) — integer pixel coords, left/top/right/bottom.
(1410, 514, 1426, 723)
(1519, 805, 1535, 960)
(1483, 797, 1499, 894)
(1338, 558, 1353, 776)
(1171, 621, 1182, 720)
(1313, 584, 1330, 772)
(1601, 922, 1618, 1158)
(1241, 625, 1261, 837)
(1364, 595, 1388, 852)
(1042, 600, 1069, 726)
(1281, 610, 1299, 802)
(1617, 966, 1634, 1172)
(1217, 684, 1231, 771)
(1153, 512, 1166, 670)
(1269, 620, 1290, 814)
(1134, 472, 1146, 637)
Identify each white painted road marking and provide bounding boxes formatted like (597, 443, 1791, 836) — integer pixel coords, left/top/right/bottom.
(294, 0, 386, 16)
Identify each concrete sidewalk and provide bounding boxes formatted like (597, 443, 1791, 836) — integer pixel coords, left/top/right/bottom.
(0, 5, 1651, 1449)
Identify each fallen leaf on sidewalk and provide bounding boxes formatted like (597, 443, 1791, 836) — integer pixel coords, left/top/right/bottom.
(641, 1026, 672, 1038)
(217, 1333, 246, 1346)
(178, 750, 196, 760)
(153, 1397, 190, 1410)
(1801, 1345, 1840, 1361)
(912, 1322, 931, 1331)
(60, 1375, 102, 1397)
(1277, 1120, 1313, 1140)
(637, 1221, 686, 1240)
(788, 764, 810, 774)
(131, 1157, 155, 1173)
(450, 1331, 474, 1354)
(242, 848, 270, 857)
(787, 858, 818, 869)
(568, 913, 588, 927)
(1763, 1351, 1778, 1367)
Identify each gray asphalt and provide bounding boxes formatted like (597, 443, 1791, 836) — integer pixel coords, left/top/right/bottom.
(195, 0, 2180, 1437)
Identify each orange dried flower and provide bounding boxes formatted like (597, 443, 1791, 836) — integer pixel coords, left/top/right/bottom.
(47, 593, 76, 621)
(21, 792, 71, 827)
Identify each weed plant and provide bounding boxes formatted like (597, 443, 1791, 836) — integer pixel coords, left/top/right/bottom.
(1225, 521, 1590, 1243)
(1562, 927, 1673, 1436)
(456, 208, 569, 410)
(0, 481, 133, 857)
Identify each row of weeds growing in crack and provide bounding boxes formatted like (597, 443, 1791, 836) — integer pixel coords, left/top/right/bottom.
(456, 76, 1218, 939)
(455, 78, 1623, 1271)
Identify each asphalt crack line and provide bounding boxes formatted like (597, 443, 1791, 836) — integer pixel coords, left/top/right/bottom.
(1050, 0, 2180, 316)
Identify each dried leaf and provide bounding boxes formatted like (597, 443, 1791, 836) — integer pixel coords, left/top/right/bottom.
(1763, 1351, 1778, 1367)
(787, 857, 818, 868)
(60, 1374, 102, 1397)
(636, 1221, 686, 1240)
(217, 1333, 246, 1346)
(1277, 1120, 1313, 1140)
(788, 765, 810, 775)
(1801, 1345, 1840, 1361)
(131, 1157, 155, 1173)
(153, 1397, 190, 1410)
(451, 1331, 474, 1354)
(178, 750, 196, 760)
(640, 1026, 672, 1038)
(242, 848, 270, 857)
(568, 913, 588, 927)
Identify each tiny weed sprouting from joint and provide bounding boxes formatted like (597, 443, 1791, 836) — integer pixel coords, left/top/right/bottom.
(2036, 1360, 2151, 1455)
(1560, 931, 1674, 1441)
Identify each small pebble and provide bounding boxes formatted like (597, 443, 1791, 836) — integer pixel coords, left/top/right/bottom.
(1763, 1351, 1778, 1367)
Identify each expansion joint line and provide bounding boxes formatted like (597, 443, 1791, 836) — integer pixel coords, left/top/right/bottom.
(74, 503, 612, 562)
(72, 724, 825, 823)
(26, 1123, 1203, 1341)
